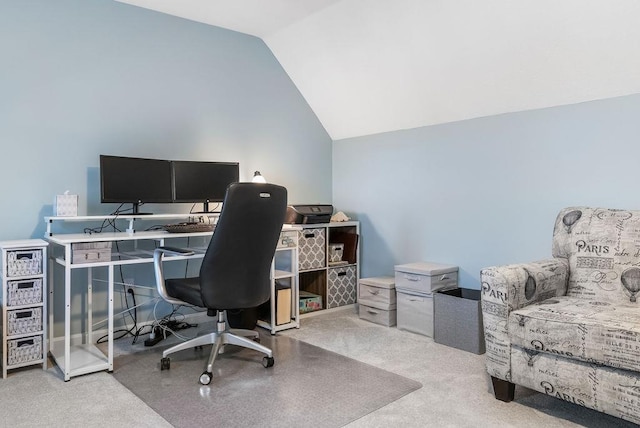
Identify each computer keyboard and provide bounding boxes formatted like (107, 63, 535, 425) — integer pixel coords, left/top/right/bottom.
(163, 222, 215, 233)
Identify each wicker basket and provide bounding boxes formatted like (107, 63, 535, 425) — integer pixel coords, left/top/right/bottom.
(7, 249, 42, 277)
(7, 279, 42, 306)
(7, 307, 42, 335)
(7, 335, 42, 366)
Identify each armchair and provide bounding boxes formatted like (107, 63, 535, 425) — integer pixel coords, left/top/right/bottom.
(153, 182, 287, 385)
(481, 207, 640, 424)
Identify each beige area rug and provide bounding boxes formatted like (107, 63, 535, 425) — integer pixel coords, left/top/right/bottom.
(112, 331, 422, 428)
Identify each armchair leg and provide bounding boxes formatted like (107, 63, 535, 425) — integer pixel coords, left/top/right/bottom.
(491, 376, 515, 402)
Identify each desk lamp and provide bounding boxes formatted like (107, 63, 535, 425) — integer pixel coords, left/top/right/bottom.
(252, 171, 266, 183)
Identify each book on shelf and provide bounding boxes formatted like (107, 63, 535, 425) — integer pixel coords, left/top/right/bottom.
(276, 285, 292, 325)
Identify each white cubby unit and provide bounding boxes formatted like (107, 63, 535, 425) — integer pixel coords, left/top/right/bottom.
(293, 221, 360, 316)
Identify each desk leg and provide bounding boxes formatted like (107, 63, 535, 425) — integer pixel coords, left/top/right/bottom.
(270, 262, 276, 335)
(48, 252, 54, 368)
(42, 253, 48, 371)
(64, 246, 71, 381)
(87, 268, 93, 345)
(108, 265, 114, 371)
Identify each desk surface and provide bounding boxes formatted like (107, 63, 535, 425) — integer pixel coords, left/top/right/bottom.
(46, 230, 214, 245)
(45, 224, 319, 245)
(45, 220, 358, 245)
(45, 214, 218, 222)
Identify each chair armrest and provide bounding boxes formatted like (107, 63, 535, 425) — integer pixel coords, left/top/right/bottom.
(480, 258, 569, 381)
(153, 246, 196, 305)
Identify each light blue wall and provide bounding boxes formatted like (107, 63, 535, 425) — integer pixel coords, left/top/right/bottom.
(5, 1, 639, 325)
(1, 1, 332, 334)
(1, 0, 332, 242)
(333, 94, 640, 289)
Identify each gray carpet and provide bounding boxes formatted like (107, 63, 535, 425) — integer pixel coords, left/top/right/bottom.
(112, 331, 422, 428)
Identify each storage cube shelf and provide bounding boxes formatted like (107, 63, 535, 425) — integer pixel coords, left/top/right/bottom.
(294, 222, 359, 315)
(1, 239, 48, 378)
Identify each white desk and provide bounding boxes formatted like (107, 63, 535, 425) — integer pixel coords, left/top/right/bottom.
(45, 214, 218, 237)
(45, 215, 298, 381)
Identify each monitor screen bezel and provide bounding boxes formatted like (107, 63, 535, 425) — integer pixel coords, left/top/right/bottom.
(99, 154, 174, 205)
(171, 160, 240, 205)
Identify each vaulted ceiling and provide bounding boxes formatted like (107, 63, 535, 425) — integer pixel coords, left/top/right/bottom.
(116, 0, 640, 140)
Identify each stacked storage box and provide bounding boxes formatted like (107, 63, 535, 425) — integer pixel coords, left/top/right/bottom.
(358, 276, 396, 326)
(395, 262, 458, 337)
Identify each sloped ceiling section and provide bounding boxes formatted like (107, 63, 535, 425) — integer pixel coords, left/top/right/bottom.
(116, 0, 640, 140)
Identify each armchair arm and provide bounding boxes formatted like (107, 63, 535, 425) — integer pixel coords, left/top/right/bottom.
(153, 246, 196, 305)
(480, 258, 569, 381)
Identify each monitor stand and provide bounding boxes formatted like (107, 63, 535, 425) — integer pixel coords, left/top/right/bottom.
(131, 202, 153, 215)
(191, 201, 220, 214)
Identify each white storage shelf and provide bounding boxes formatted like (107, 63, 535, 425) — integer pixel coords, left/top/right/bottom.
(1, 239, 49, 379)
(291, 222, 360, 316)
(257, 232, 300, 335)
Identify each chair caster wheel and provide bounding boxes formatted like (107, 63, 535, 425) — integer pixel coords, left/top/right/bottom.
(160, 357, 170, 370)
(262, 356, 275, 368)
(199, 371, 212, 385)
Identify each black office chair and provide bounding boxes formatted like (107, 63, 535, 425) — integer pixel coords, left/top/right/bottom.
(153, 182, 287, 385)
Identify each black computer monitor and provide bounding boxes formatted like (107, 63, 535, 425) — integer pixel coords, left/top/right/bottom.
(100, 155, 173, 214)
(171, 160, 240, 212)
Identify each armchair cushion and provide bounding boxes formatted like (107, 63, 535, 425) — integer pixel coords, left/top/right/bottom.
(552, 207, 640, 304)
(509, 296, 640, 372)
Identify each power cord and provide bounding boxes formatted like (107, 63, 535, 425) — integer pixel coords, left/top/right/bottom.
(144, 315, 197, 346)
(96, 287, 139, 344)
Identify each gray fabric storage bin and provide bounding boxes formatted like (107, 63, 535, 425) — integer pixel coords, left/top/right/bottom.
(434, 288, 485, 354)
(396, 290, 434, 337)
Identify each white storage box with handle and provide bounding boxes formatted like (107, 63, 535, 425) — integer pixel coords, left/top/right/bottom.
(358, 276, 396, 326)
(394, 261, 458, 294)
(394, 262, 458, 337)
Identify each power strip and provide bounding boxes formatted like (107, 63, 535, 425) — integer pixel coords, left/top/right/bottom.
(143, 321, 197, 347)
(144, 325, 170, 347)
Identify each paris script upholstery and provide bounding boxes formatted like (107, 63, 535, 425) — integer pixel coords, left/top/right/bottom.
(481, 207, 640, 424)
